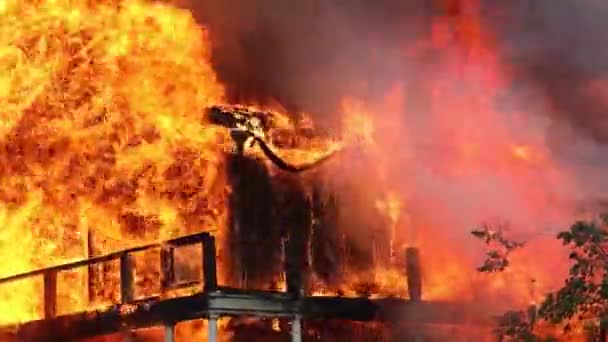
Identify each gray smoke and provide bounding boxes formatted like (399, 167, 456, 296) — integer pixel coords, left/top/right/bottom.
(180, 0, 608, 304)
(185, 0, 608, 145)
(492, 1, 608, 145)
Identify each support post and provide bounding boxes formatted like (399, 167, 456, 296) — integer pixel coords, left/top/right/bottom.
(291, 315, 302, 342)
(406, 247, 422, 301)
(120, 253, 135, 341)
(43, 271, 57, 319)
(120, 253, 134, 304)
(203, 235, 218, 292)
(87, 229, 97, 304)
(208, 314, 218, 342)
(286, 226, 305, 298)
(164, 324, 175, 342)
(160, 245, 175, 291)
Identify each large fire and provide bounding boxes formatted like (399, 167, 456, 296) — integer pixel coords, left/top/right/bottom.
(0, 0, 229, 325)
(0, 0, 600, 341)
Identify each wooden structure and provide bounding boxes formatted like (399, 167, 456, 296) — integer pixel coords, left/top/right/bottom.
(0, 231, 496, 341)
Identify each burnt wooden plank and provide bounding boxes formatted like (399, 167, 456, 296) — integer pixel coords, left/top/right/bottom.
(43, 271, 57, 319)
(160, 245, 175, 292)
(120, 253, 134, 304)
(203, 235, 218, 291)
(405, 247, 422, 301)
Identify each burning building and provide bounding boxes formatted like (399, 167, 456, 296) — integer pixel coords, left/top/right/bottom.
(0, 0, 607, 341)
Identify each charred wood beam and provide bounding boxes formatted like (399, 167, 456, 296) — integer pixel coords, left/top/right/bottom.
(405, 247, 422, 301)
(43, 271, 57, 319)
(120, 253, 134, 304)
(202, 234, 218, 291)
(0, 290, 494, 342)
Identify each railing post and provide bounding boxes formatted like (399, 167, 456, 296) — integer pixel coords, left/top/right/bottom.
(202, 235, 217, 292)
(160, 245, 175, 291)
(120, 253, 134, 303)
(286, 231, 305, 298)
(120, 252, 135, 341)
(87, 229, 95, 304)
(43, 271, 57, 319)
(405, 247, 422, 301)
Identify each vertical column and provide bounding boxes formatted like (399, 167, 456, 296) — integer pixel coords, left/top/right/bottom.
(164, 324, 175, 342)
(208, 314, 218, 342)
(120, 252, 135, 342)
(87, 229, 96, 304)
(203, 234, 218, 292)
(160, 245, 175, 292)
(286, 230, 304, 297)
(405, 247, 422, 301)
(43, 271, 57, 319)
(291, 315, 302, 342)
(120, 253, 134, 303)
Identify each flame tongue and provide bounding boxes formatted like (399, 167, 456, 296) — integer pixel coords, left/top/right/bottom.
(0, 0, 230, 325)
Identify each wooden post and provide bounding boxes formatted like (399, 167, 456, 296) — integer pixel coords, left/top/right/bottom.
(120, 253, 134, 304)
(406, 247, 422, 301)
(160, 245, 175, 292)
(87, 229, 96, 304)
(203, 235, 218, 292)
(120, 253, 135, 341)
(286, 230, 304, 298)
(43, 271, 57, 319)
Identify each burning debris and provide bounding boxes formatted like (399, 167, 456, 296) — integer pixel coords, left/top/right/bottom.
(205, 105, 342, 172)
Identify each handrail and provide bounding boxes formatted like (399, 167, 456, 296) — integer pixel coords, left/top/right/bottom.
(0, 231, 218, 320)
(0, 232, 211, 285)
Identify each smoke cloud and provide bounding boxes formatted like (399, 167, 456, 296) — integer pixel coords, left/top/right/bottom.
(494, 0, 608, 145)
(185, 0, 608, 145)
(182, 0, 608, 306)
(184, 0, 427, 122)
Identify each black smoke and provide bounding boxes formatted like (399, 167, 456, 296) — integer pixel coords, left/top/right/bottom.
(184, 0, 430, 121)
(184, 0, 608, 144)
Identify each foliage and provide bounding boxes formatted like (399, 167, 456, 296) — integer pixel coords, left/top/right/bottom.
(472, 214, 608, 341)
(472, 223, 525, 273)
(493, 309, 537, 341)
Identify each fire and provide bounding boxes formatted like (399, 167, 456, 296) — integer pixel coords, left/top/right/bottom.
(340, 99, 376, 146)
(0, 0, 229, 328)
(0, 0, 599, 340)
(511, 144, 531, 160)
(375, 191, 403, 263)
